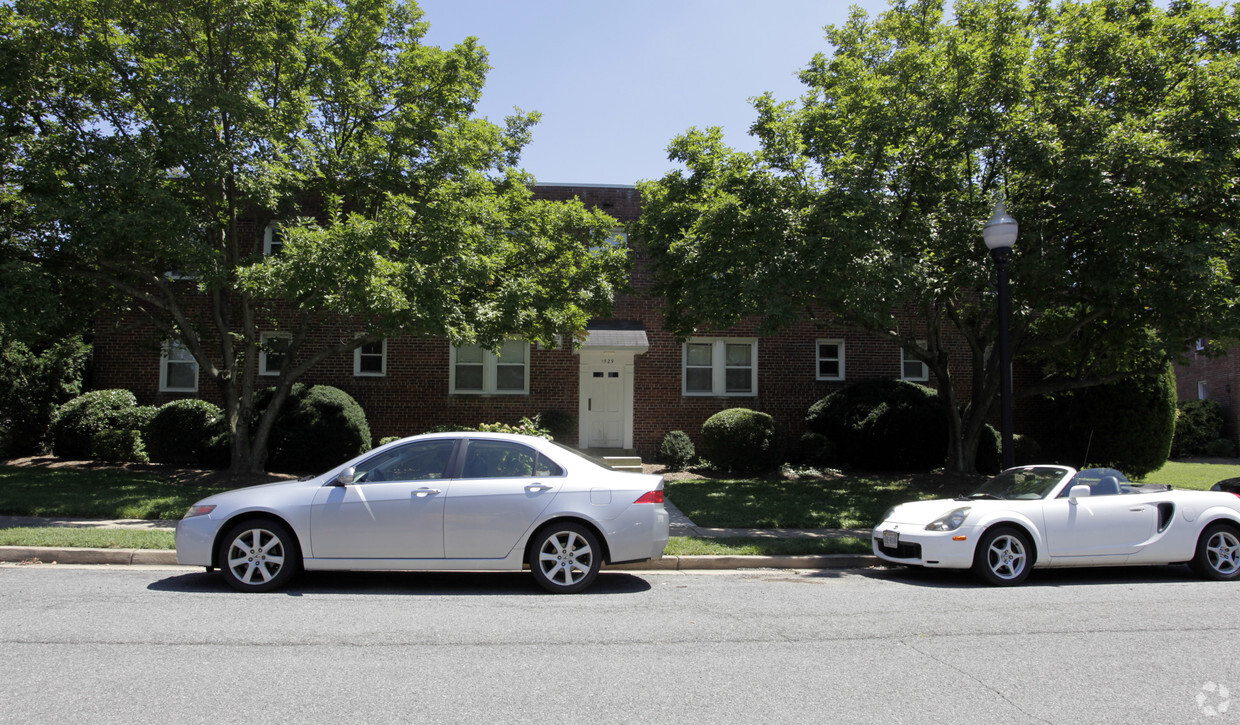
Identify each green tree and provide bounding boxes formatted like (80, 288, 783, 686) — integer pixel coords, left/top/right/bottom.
(635, 0, 1240, 473)
(2, 0, 627, 473)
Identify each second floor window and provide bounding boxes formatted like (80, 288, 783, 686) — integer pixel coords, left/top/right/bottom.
(816, 339, 845, 381)
(263, 223, 284, 256)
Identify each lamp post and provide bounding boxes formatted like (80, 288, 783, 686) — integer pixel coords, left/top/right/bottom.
(983, 201, 1018, 470)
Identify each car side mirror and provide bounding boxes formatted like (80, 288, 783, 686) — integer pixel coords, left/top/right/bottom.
(334, 467, 356, 486)
(1069, 484, 1090, 504)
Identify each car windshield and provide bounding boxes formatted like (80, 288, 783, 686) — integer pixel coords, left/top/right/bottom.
(966, 466, 1071, 500)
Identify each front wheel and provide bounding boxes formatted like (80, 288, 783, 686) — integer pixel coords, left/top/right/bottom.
(1191, 523, 1240, 581)
(972, 526, 1032, 586)
(530, 522, 602, 594)
(217, 519, 301, 592)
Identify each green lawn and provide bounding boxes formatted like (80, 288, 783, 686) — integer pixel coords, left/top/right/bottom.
(0, 466, 230, 519)
(1, 459, 1236, 557)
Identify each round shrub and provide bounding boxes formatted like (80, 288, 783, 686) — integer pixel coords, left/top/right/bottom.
(790, 431, 836, 467)
(1172, 399, 1227, 458)
(699, 408, 776, 472)
(659, 430, 696, 471)
(146, 399, 224, 465)
(50, 389, 140, 459)
(806, 379, 947, 471)
(91, 429, 149, 463)
(262, 384, 372, 473)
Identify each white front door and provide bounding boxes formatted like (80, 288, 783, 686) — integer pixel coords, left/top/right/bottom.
(585, 362, 624, 448)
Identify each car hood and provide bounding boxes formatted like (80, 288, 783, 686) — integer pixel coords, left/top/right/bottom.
(881, 498, 987, 527)
(195, 477, 321, 504)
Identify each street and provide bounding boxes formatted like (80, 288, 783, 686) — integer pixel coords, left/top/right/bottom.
(1, 563, 1237, 724)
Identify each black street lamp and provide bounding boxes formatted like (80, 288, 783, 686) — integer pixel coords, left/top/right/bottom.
(983, 201, 1018, 470)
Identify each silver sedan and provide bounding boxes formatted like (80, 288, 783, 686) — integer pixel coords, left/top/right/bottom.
(177, 432, 669, 593)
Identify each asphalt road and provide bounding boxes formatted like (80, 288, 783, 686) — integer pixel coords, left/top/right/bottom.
(1, 563, 1238, 724)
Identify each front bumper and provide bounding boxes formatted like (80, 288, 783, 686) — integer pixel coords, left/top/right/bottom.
(175, 515, 220, 567)
(871, 523, 982, 570)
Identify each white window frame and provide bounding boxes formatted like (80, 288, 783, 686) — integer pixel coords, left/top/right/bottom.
(159, 341, 199, 393)
(901, 343, 929, 382)
(682, 338, 758, 397)
(259, 332, 292, 376)
(263, 222, 284, 256)
(450, 341, 530, 395)
(1199, 381, 1209, 400)
(815, 339, 845, 381)
(354, 338, 387, 377)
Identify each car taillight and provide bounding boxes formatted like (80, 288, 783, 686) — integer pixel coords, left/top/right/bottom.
(634, 490, 664, 504)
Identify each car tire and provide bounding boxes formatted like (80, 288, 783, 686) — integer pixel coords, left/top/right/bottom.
(1190, 523, 1240, 581)
(217, 518, 301, 593)
(972, 526, 1032, 586)
(529, 522, 602, 594)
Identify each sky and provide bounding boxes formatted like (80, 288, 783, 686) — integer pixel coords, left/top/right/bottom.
(415, 0, 894, 186)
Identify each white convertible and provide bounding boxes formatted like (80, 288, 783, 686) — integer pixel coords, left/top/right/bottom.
(872, 465, 1240, 585)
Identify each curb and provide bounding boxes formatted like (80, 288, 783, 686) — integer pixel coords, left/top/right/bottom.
(0, 546, 878, 570)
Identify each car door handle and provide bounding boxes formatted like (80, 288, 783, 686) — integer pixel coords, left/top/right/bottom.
(413, 488, 441, 498)
(1130, 507, 1146, 512)
(525, 484, 553, 492)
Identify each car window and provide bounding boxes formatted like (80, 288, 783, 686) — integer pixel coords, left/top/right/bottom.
(354, 440, 454, 483)
(461, 440, 564, 478)
(1059, 467, 1131, 497)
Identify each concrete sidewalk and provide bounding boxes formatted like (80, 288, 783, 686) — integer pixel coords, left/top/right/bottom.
(0, 502, 880, 571)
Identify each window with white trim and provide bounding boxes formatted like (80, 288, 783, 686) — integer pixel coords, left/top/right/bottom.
(260, 332, 291, 376)
(160, 341, 198, 393)
(263, 223, 285, 256)
(450, 340, 529, 394)
(683, 338, 757, 396)
(1199, 381, 1208, 400)
(901, 344, 928, 382)
(816, 339, 845, 381)
(354, 339, 386, 377)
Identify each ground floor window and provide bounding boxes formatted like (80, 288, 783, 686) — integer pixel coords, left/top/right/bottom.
(816, 339, 844, 381)
(160, 341, 198, 392)
(683, 338, 757, 396)
(354, 338, 386, 377)
(451, 340, 529, 394)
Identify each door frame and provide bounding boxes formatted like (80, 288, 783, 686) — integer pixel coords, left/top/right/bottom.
(577, 349, 637, 450)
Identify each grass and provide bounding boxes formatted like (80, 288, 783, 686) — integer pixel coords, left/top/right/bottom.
(0, 466, 231, 519)
(1, 459, 1237, 556)
(0, 527, 175, 550)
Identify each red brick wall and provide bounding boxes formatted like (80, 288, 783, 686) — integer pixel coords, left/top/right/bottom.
(91, 183, 1003, 460)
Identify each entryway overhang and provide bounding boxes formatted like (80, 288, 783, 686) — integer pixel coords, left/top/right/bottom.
(574, 321, 648, 451)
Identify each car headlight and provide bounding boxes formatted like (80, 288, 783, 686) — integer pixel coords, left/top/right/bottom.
(925, 507, 971, 532)
(183, 504, 216, 519)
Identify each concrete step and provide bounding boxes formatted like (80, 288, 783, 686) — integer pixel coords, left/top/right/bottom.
(602, 456, 643, 473)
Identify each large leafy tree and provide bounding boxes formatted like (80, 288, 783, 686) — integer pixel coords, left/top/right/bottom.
(636, 0, 1240, 473)
(2, 0, 627, 473)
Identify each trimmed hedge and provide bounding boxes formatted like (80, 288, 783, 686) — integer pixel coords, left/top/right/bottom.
(1172, 398, 1228, 458)
(50, 389, 141, 460)
(806, 379, 948, 471)
(659, 430, 696, 471)
(260, 384, 372, 473)
(91, 429, 148, 463)
(699, 408, 776, 472)
(146, 399, 224, 465)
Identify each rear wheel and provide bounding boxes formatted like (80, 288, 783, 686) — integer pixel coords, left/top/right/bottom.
(529, 522, 601, 594)
(972, 526, 1032, 586)
(217, 519, 300, 592)
(1190, 523, 1240, 581)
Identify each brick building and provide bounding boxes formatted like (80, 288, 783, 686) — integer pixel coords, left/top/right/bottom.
(91, 183, 977, 459)
(1175, 342, 1240, 447)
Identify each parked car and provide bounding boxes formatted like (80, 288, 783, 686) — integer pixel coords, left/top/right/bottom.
(177, 432, 669, 593)
(872, 465, 1240, 586)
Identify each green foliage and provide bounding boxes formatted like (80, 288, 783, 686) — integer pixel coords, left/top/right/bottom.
(1203, 438, 1238, 458)
(261, 385, 372, 473)
(50, 389, 140, 460)
(4, 0, 628, 473)
(789, 431, 837, 468)
(0, 332, 90, 456)
(1045, 364, 1177, 478)
(379, 436, 403, 446)
(636, 0, 1240, 473)
(975, 424, 1002, 475)
(424, 417, 552, 438)
(536, 410, 576, 442)
(659, 430, 696, 471)
(1172, 399, 1228, 458)
(90, 429, 149, 464)
(699, 408, 777, 472)
(146, 399, 224, 465)
(807, 379, 947, 471)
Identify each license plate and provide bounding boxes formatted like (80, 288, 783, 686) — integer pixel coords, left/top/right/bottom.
(883, 530, 899, 549)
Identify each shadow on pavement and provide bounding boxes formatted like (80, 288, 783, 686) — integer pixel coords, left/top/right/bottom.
(855, 562, 1204, 589)
(148, 569, 654, 596)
